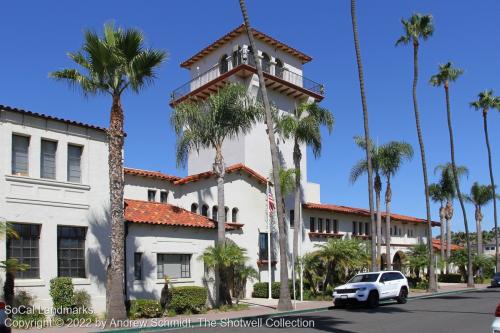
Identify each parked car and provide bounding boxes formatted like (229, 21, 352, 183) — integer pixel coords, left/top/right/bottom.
(491, 273, 500, 288)
(333, 271, 409, 308)
(492, 303, 500, 333)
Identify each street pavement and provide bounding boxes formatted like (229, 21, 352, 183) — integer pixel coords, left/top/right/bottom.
(162, 289, 499, 333)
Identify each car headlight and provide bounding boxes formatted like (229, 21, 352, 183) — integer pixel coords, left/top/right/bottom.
(357, 287, 367, 291)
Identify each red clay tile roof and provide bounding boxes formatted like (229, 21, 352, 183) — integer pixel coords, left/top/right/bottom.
(303, 202, 440, 226)
(432, 239, 463, 251)
(124, 167, 180, 182)
(1, 104, 107, 132)
(124, 199, 236, 230)
(180, 24, 312, 68)
(174, 163, 267, 185)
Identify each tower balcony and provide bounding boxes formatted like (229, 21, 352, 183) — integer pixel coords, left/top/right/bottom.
(170, 52, 325, 106)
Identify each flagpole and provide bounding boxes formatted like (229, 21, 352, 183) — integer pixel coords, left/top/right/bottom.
(267, 181, 272, 300)
(299, 202, 303, 302)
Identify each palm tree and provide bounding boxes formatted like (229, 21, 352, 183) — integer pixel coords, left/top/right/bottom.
(464, 182, 498, 255)
(200, 241, 247, 305)
(396, 13, 436, 291)
(429, 183, 447, 260)
(50, 24, 165, 320)
(470, 90, 500, 272)
(379, 141, 414, 269)
(276, 102, 333, 271)
(1, 259, 29, 324)
(350, 136, 382, 269)
(435, 163, 469, 275)
(238, 0, 293, 310)
(430, 62, 473, 286)
(172, 83, 260, 305)
(350, 0, 377, 272)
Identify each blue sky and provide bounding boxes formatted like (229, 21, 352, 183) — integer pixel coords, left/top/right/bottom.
(1, 1, 499, 233)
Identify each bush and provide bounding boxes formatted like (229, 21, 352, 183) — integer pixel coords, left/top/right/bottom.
(73, 289, 92, 309)
(49, 277, 74, 310)
(406, 276, 422, 288)
(14, 290, 35, 308)
(252, 282, 292, 299)
(415, 280, 429, 290)
(11, 291, 47, 328)
(129, 299, 163, 319)
(168, 286, 207, 314)
(438, 274, 462, 283)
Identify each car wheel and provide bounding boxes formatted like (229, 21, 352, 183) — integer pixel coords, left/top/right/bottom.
(334, 299, 346, 308)
(366, 291, 379, 308)
(396, 287, 408, 304)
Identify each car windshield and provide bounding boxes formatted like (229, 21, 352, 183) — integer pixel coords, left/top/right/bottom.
(494, 273, 500, 278)
(348, 273, 380, 283)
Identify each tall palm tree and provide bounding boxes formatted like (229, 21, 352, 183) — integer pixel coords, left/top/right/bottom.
(350, 0, 377, 272)
(396, 13, 436, 291)
(50, 24, 165, 320)
(276, 102, 334, 270)
(470, 90, 500, 271)
(464, 182, 498, 255)
(172, 83, 260, 305)
(435, 163, 469, 275)
(379, 141, 414, 269)
(429, 183, 447, 260)
(238, 0, 293, 310)
(350, 136, 382, 269)
(430, 62, 473, 286)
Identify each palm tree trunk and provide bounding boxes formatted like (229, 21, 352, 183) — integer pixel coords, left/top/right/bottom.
(482, 110, 499, 271)
(446, 214, 452, 274)
(213, 146, 227, 306)
(106, 95, 127, 321)
(350, 0, 377, 272)
(292, 141, 301, 279)
(475, 206, 483, 255)
(385, 178, 392, 269)
(375, 174, 382, 270)
(444, 84, 473, 287)
(411, 41, 437, 291)
(439, 205, 446, 261)
(239, 0, 292, 311)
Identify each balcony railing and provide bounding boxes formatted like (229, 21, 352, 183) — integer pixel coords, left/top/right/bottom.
(170, 51, 324, 103)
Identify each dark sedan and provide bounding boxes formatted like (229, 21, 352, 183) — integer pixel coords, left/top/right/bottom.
(492, 272, 500, 288)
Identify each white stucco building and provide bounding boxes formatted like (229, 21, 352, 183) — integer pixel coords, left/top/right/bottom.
(0, 25, 438, 313)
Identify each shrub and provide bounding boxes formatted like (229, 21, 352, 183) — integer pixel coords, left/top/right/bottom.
(438, 274, 462, 283)
(415, 280, 429, 290)
(14, 290, 35, 308)
(73, 289, 92, 309)
(129, 299, 163, 319)
(49, 277, 74, 310)
(252, 282, 293, 299)
(12, 290, 47, 327)
(168, 286, 207, 314)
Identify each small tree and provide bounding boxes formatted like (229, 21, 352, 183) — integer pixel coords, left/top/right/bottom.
(406, 244, 429, 279)
(1, 259, 29, 321)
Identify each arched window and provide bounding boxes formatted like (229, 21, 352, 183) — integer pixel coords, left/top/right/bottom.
(224, 207, 229, 222)
(275, 58, 284, 78)
(201, 204, 209, 217)
(191, 203, 198, 214)
(261, 52, 271, 73)
(232, 46, 242, 67)
(212, 206, 218, 221)
(232, 208, 239, 223)
(219, 54, 229, 74)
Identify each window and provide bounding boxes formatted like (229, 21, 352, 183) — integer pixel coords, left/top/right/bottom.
(232, 46, 242, 67)
(325, 219, 331, 233)
(317, 218, 323, 233)
(333, 219, 339, 233)
(289, 210, 295, 228)
(310, 217, 316, 232)
(219, 54, 229, 74)
(232, 208, 239, 222)
(67, 144, 82, 183)
(352, 221, 358, 235)
(134, 253, 142, 280)
(148, 190, 156, 202)
(275, 58, 284, 78)
(40, 140, 57, 179)
(212, 206, 218, 221)
(225, 207, 229, 222)
(191, 203, 198, 213)
(57, 226, 86, 278)
(160, 191, 168, 203)
(261, 53, 271, 73)
(398, 227, 402, 236)
(12, 134, 29, 176)
(258, 233, 269, 260)
(157, 254, 191, 279)
(201, 204, 209, 217)
(358, 222, 364, 235)
(7, 223, 40, 279)
(365, 222, 370, 236)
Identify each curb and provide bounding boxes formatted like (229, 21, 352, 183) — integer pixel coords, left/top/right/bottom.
(95, 288, 487, 333)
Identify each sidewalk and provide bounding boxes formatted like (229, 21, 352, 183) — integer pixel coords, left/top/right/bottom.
(16, 283, 489, 333)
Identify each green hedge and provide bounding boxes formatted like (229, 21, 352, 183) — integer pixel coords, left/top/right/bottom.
(129, 299, 163, 319)
(168, 286, 207, 314)
(252, 282, 292, 299)
(438, 274, 462, 283)
(49, 277, 74, 310)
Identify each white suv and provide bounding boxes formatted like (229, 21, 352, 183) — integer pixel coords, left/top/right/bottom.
(333, 271, 409, 308)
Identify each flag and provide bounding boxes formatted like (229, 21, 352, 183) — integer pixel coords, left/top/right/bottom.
(268, 186, 275, 212)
